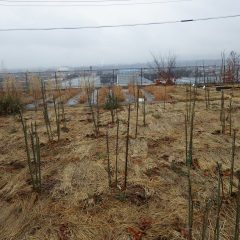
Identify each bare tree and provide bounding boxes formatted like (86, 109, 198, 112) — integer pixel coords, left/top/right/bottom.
(227, 51, 240, 83)
(151, 52, 177, 84)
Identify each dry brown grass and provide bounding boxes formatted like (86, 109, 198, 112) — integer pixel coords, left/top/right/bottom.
(3, 75, 23, 98)
(0, 75, 30, 105)
(98, 87, 109, 104)
(49, 87, 76, 102)
(99, 86, 125, 104)
(60, 88, 80, 103)
(79, 92, 88, 104)
(128, 83, 144, 99)
(81, 80, 95, 94)
(144, 85, 176, 101)
(1, 86, 240, 239)
(52, 89, 63, 99)
(112, 85, 125, 102)
(29, 75, 41, 100)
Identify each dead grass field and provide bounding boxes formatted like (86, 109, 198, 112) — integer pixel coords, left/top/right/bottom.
(144, 85, 176, 101)
(128, 83, 144, 99)
(98, 86, 125, 105)
(0, 85, 240, 239)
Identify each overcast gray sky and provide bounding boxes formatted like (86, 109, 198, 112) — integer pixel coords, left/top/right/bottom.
(0, 0, 239, 69)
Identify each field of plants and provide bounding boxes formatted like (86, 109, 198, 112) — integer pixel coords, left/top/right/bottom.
(0, 76, 240, 240)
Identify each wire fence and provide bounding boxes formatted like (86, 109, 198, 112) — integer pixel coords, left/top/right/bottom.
(0, 65, 239, 92)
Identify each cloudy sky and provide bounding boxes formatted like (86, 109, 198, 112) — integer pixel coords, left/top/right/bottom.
(0, 0, 239, 69)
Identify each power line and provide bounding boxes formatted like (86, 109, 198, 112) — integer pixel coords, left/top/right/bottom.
(0, 0, 192, 6)
(0, 14, 239, 31)
(0, 0, 131, 2)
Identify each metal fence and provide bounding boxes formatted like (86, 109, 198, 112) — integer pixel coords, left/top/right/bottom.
(0, 65, 239, 92)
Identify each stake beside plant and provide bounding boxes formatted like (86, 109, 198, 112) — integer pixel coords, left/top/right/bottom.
(229, 98, 232, 136)
(53, 96, 61, 141)
(214, 163, 223, 240)
(220, 90, 225, 134)
(106, 128, 112, 187)
(185, 85, 196, 167)
(54, 73, 67, 129)
(229, 129, 236, 196)
(187, 165, 193, 240)
(185, 85, 189, 122)
(115, 119, 119, 187)
(188, 84, 192, 122)
(185, 115, 188, 165)
(19, 111, 42, 192)
(104, 87, 118, 124)
(201, 199, 212, 240)
(135, 87, 139, 138)
(40, 79, 53, 141)
(29, 122, 41, 192)
(207, 88, 210, 109)
(143, 96, 146, 126)
(19, 111, 34, 185)
(124, 104, 131, 190)
(96, 88, 100, 132)
(204, 86, 210, 110)
(164, 84, 167, 110)
(234, 171, 240, 240)
(86, 82, 98, 136)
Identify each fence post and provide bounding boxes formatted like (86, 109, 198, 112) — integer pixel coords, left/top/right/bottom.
(25, 72, 29, 93)
(54, 71, 58, 89)
(112, 69, 115, 86)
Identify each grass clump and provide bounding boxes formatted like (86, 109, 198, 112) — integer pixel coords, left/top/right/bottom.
(144, 85, 175, 101)
(98, 87, 109, 105)
(104, 92, 119, 123)
(112, 85, 125, 102)
(0, 94, 23, 115)
(19, 112, 42, 192)
(104, 93, 119, 110)
(0, 75, 23, 115)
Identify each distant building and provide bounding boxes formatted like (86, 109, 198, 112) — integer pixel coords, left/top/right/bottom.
(117, 74, 152, 86)
(57, 66, 71, 72)
(100, 73, 117, 85)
